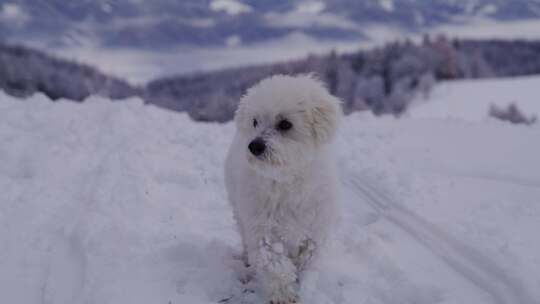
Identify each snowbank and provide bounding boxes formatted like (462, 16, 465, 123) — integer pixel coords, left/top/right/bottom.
(1, 91, 539, 303)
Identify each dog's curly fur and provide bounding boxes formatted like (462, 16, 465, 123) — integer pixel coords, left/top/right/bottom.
(225, 75, 342, 303)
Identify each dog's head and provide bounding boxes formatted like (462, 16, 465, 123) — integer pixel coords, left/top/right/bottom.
(235, 74, 342, 179)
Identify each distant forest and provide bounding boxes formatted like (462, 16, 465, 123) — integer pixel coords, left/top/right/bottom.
(2, 37, 540, 122)
(0, 44, 138, 101)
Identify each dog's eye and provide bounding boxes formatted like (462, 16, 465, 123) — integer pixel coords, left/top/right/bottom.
(253, 119, 258, 128)
(276, 119, 293, 132)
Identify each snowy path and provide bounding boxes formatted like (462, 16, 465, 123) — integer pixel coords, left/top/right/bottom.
(344, 173, 537, 304)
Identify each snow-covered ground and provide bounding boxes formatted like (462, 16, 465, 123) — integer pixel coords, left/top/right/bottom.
(0, 87, 539, 304)
(409, 75, 540, 122)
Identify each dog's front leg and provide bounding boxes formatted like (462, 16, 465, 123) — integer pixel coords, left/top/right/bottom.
(294, 238, 317, 274)
(254, 235, 299, 304)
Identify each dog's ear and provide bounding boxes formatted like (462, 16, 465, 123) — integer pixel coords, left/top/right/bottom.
(307, 94, 341, 145)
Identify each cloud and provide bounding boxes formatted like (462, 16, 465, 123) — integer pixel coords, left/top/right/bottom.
(264, 2, 359, 31)
(210, 0, 252, 16)
(0, 3, 29, 27)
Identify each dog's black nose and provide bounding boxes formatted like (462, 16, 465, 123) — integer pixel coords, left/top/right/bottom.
(248, 138, 266, 156)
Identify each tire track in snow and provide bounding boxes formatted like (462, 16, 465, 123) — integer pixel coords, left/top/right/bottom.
(344, 173, 537, 304)
(445, 171, 540, 189)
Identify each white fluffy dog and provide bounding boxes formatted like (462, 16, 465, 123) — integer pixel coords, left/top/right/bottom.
(225, 75, 342, 303)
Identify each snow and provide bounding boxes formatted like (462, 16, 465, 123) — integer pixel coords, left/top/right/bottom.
(1, 83, 539, 303)
(409, 75, 540, 122)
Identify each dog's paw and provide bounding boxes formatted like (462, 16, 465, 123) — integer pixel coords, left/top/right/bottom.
(268, 283, 299, 304)
(268, 292, 298, 304)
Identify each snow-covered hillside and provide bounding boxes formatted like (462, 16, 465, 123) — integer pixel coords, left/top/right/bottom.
(1, 91, 539, 304)
(410, 75, 540, 122)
